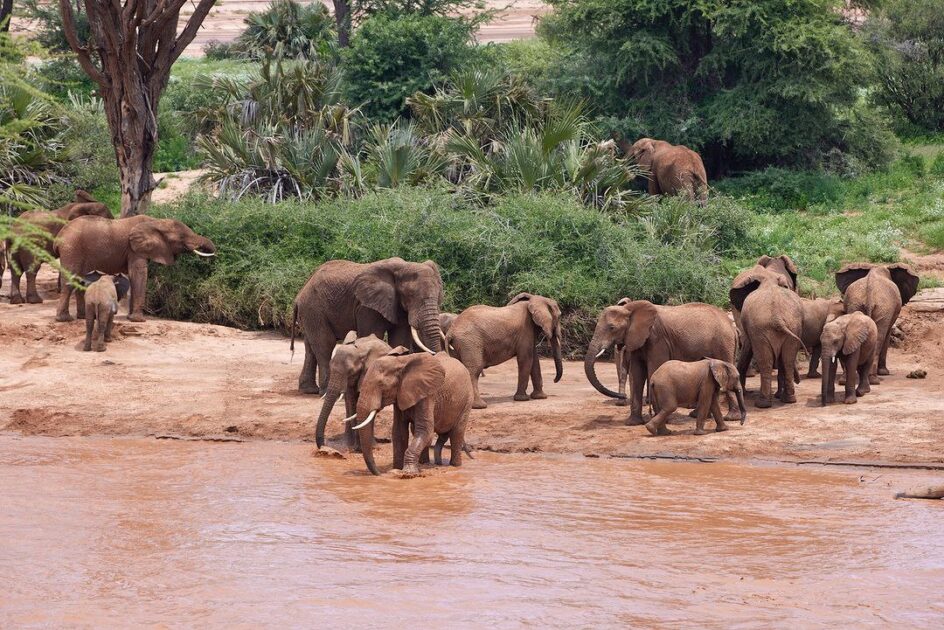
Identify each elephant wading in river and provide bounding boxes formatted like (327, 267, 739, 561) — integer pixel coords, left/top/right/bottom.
(315, 332, 392, 451)
(820, 312, 879, 406)
(353, 351, 473, 477)
(625, 138, 708, 203)
(55, 215, 216, 322)
(584, 300, 739, 425)
(835, 263, 919, 378)
(291, 258, 445, 395)
(730, 266, 805, 408)
(447, 293, 563, 409)
(5, 191, 113, 304)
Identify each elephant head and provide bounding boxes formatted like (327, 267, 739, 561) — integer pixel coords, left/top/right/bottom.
(835, 263, 919, 305)
(756, 255, 798, 291)
(508, 292, 564, 383)
(628, 138, 659, 169)
(353, 257, 444, 353)
(128, 218, 217, 265)
(354, 350, 445, 475)
(729, 264, 795, 311)
(820, 313, 875, 405)
(585, 300, 658, 398)
(315, 332, 392, 448)
(708, 359, 747, 425)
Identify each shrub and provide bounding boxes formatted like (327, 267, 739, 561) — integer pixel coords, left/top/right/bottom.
(714, 168, 845, 213)
(203, 40, 242, 61)
(232, 0, 336, 60)
(343, 14, 476, 121)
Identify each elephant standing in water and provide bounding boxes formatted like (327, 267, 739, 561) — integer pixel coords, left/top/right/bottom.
(820, 312, 878, 406)
(835, 263, 919, 378)
(353, 351, 473, 477)
(5, 191, 113, 304)
(291, 258, 445, 395)
(584, 300, 738, 425)
(55, 215, 216, 322)
(447, 293, 563, 409)
(624, 138, 708, 203)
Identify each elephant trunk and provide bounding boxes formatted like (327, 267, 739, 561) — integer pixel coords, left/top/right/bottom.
(551, 333, 563, 383)
(736, 387, 747, 425)
(416, 299, 442, 353)
(821, 354, 834, 406)
(584, 339, 624, 399)
(357, 411, 380, 476)
(315, 372, 346, 448)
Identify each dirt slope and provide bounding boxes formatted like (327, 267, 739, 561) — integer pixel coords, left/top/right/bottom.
(2, 268, 943, 466)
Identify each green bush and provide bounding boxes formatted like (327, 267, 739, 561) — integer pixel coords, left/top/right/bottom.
(343, 14, 476, 121)
(714, 168, 845, 213)
(232, 0, 336, 60)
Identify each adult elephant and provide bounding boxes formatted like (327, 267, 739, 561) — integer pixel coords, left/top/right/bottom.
(291, 257, 445, 395)
(730, 267, 804, 407)
(835, 262, 919, 378)
(626, 138, 708, 203)
(584, 300, 738, 425)
(5, 191, 113, 304)
(315, 332, 392, 450)
(447, 293, 563, 409)
(54, 215, 216, 322)
(732, 255, 798, 375)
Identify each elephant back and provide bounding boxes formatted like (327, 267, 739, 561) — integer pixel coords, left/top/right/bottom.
(656, 303, 736, 364)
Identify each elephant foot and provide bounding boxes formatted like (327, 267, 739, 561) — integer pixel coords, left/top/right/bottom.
(715, 422, 729, 432)
(472, 399, 488, 409)
(807, 371, 820, 379)
(9, 295, 25, 305)
(513, 393, 530, 402)
(724, 411, 741, 422)
(755, 397, 772, 409)
(877, 367, 890, 376)
(128, 313, 146, 322)
(693, 428, 707, 436)
(855, 388, 869, 397)
(615, 398, 629, 407)
(82, 344, 92, 352)
(55, 313, 74, 322)
(530, 391, 547, 400)
(843, 396, 857, 405)
(95, 345, 106, 352)
(645, 420, 670, 436)
(869, 374, 881, 385)
(396, 465, 422, 479)
(298, 383, 321, 395)
(781, 393, 797, 404)
(26, 294, 43, 304)
(626, 416, 645, 426)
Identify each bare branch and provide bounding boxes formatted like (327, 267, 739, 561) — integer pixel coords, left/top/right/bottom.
(58, 0, 108, 87)
(169, 0, 217, 65)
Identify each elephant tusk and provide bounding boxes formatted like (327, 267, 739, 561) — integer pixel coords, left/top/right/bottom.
(595, 347, 608, 358)
(411, 327, 436, 355)
(440, 331, 449, 356)
(342, 413, 357, 423)
(331, 344, 340, 359)
(338, 392, 344, 402)
(193, 250, 216, 258)
(352, 410, 377, 431)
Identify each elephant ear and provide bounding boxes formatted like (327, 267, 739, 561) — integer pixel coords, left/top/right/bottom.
(527, 299, 557, 339)
(888, 264, 919, 305)
(129, 221, 175, 265)
(729, 268, 765, 311)
(82, 270, 103, 287)
(387, 346, 412, 357)
(423, 260, 445, 304)
(708, 359, 729, 391)
(398, 355, 446, 409)
(622, 301, 658, 352)
(353, 262, 399, 324)
(507, 292, 532, 306)
(616, 297, 631, 306)
(74, 190, 96, 203)
(342, 330, 358, 345)
(842, 315, 873, 356)
(114, 274, 131, 302)
(835, 263, 873, 295)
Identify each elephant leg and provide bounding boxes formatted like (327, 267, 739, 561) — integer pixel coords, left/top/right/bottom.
(312, 327, 336, 394)
(807, 344, 822, 378)
(754, 346, 774, 408)
(392, 409, 408, 470)
(402, 414, 434, 476)
(466, 360, 487, 409)
(75, 290, 86, 320)
(843, 353, 859, 404)
(627, 359, 647, 425)
(25, 268, 43, 303)
(723, 391, 741, 422)
(645, 407, 673, 436)
(877, 320, 893, 377)
(8, 260, 24, 303)
(513, 352, 531, 402)
(856, 360, 871, 397)
(55, 281, 74, 321)
(298, 338, 319, 395)
(615, 347, 629, 406)
(94, 307, 108, 352)
(83, 312, 94, 351)
(127, 257, 148, 322)
(736, 337, 753, 390)
(433, 434, 448, 466)
(711, 397, 728, 432)
(104, 311, 115, 342)
(529, 346, 546, 399)
(775, 359, 785, 401)
(344, 390, 360, 452)
(449, 424, 466, 467)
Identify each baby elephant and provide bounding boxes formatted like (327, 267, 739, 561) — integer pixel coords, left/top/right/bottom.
(820, 312, 878, 405)
(647, 359, 746, 436)
(82, 272, 130, 352)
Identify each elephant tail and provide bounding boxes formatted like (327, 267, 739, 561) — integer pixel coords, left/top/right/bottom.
(779, 324, 809, 356)
(289, 301, 299, 361)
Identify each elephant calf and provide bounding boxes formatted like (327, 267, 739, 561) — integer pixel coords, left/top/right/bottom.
(800, 297, 846, 378)
(447, 293, 563, 409)
(646, 359, 746, 436)
(820, 312, 878, 406)
(82, 272, 130, 352)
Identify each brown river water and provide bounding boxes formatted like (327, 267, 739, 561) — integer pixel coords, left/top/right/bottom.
(1, 435, 942, 627)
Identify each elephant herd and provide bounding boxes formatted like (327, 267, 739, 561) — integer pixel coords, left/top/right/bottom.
(3, 190, 922, 479)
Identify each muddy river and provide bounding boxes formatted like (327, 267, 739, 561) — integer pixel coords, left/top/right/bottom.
(1, 436, 942, 626)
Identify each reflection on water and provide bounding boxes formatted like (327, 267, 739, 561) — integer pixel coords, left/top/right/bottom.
(1, 436, 942, 627)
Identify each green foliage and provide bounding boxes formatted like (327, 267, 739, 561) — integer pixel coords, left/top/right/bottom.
(866, 0, 944, 132)
(539, 0, 894, 171)
(343, 14, 477, 121)
(20, 0, 88, 52)
(28, 56, 96, 100)
(47, 93, 119, 206)
(232, 0, 336, 60)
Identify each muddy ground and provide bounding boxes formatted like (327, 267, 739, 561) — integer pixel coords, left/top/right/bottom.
(1, 268, 943, 467)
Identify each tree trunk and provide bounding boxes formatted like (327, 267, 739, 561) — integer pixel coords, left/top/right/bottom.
(0, 0, 13, 32)
(332, 0, 351, 47)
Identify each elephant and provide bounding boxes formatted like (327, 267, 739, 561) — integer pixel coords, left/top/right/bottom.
(835, 263, 919, 378)
(353, 350, 474, 477)
(646, 359, 747, 436)
(730, 266, 805, 408)
(731, 255, 798, 372)
(314, 332, 392, 451)
(54, 215, 216, 322)
(584, 300, 739, 425)
(81, 272, 130, 352)
(439, 312, 458, 338)
(612, 297, 632, 406)
(446, 293, 563, 409)
(820, 312, 878, 406)
(625, 138, 708, 203)
(290, 258, 445, 395)
(799, 297, 846, 378)
(5, 191, 113, 304)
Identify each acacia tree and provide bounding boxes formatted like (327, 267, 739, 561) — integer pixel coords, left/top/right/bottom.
(1, 0, 12, 33)
(59, 0, 216, 216)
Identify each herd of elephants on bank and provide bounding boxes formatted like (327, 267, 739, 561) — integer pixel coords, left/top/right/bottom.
(0, 138, 921, 477)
